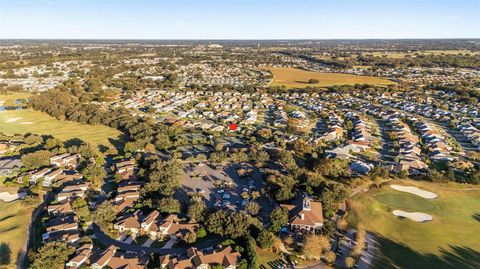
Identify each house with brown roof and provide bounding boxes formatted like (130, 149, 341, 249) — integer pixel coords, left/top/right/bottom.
(160, 246, 240, 269)
(281, 198, 323, 233)
(48, 200, 73, 216)
(89, 245, 148, 269)
(114, 213, 141, 236)
(66, 244, 93, 268)
(152, 214, 198, 239)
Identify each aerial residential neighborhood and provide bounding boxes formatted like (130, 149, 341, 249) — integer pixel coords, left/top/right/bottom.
(0, 1, 479, 269)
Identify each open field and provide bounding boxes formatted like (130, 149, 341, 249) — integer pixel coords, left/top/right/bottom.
(347, 180, 480, 269)
(0, 109, 124, 150)
(266, 67, 394, 88)
(368, 50, 479, 58)
(0, 201, 34, 268)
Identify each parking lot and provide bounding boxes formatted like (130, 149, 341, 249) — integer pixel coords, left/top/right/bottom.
(175, 162, 273, 218)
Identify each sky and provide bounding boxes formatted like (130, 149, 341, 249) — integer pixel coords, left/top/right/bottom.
(0, 0, 479, 39)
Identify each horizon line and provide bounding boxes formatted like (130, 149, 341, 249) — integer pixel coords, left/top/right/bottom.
(1, 37, 479, 41)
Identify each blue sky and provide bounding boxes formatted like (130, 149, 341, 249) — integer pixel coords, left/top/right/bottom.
(0, 0, 479, 39)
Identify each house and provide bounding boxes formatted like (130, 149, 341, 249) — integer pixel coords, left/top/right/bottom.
(114, 213, 141, 236)
(42, 215, 79, 243)
(47, 200, 73, 216)
(281, 198, 323, 233)
(0, 156, 23, 176)
(350, 161, 374, 175)
(29, 168, 52, 184)
(160, 246, 240, 269)
(66, 244, 93, 268)
(58, 183, 90, 201)
(114, 159, 136, 180)
(43, 168, 63, 187)
(90, 245, 148, 269)
(50, 153, 80, 168)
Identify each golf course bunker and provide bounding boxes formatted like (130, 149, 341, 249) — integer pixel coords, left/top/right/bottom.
(375, 193, 435, 211)
(391, 185, 438, 199)
(392, 210, 433, 222)
(5, 117, 22, 123)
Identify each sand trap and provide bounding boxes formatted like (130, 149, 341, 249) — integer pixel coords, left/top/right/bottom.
(392, 210, 433, 222)
(0, 191, 26, 202)
(20, 122, 34, 124)
(5, 117, 22, 123)
(391, 185, 438, 199)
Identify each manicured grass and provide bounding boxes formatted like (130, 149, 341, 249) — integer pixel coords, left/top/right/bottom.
(0, 201, 34, 268)
(266, 67, 395, 88)
(347, 180, 480, 269)
(374, 193, 435, 211)
(0, 109, 124, 150)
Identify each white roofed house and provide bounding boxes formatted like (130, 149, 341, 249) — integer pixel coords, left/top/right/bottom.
(29, 167, 52, 184)
(50, 153, 80, 168)
(42, 168, 63, 187)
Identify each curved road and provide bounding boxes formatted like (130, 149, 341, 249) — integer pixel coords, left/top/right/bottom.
(92, 224, 223, 255)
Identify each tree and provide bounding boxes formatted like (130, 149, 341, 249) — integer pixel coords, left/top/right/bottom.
(268, 207, 289, 232)
(303, 235, 331, 260)
(315, 158, 351, 179)
(29, 241, 74, 269)
(143, 159, 182, 196)
(245, 202, 260, 216)
(21, 150, 51, 170)
(324, 251, 336, 265)
(45, 138, 64, 151)
(71, 198, 91, 222)
(345, 257, 356, 269)
(206, 210, 228, 236)
(93, 201, 117, 227)
(205, 211, 250, 238)
(24, 134, 43, 145)
(81, 164, 106, 189)
(184, 231, 197, 244)
(154, 133, 172, 150)
(352, 227, 366, 257)
(187, 200, 206, 222)
(308, 79, 320, 84)
(196, 227, 207, 238)
(158, 197, 180, 213)
(246, 236, 260, 269)
(256, 229, 275, 249)
(257, 128, 273, 140)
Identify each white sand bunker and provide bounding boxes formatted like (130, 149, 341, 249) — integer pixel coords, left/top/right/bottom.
(5, 117, 22, 123)
(391, 185, 438, 199)
(6, 117, 22, 123)
(393, 210, 433, 222)
(20, 122, 34, 124)
(0, 191, 26, 202)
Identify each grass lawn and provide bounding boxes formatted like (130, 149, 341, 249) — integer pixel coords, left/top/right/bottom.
(258, 248, 286, 269)
(347, 180, 480, 269)
(266, 67, 395, 88)
(0, 109, 124, 150)
(0, 201, 34, 268)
